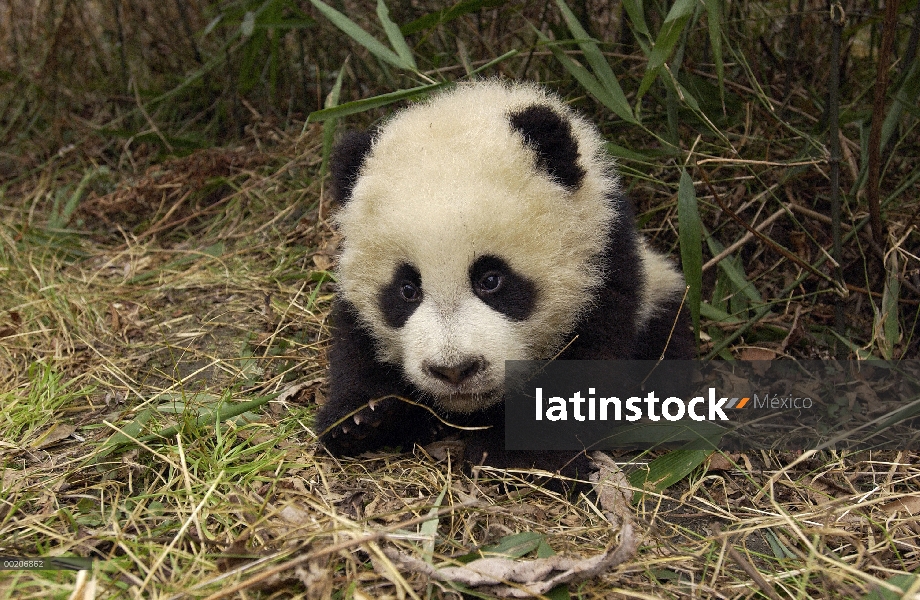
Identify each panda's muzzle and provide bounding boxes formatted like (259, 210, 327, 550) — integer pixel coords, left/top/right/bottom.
(424, 357, 485, 387)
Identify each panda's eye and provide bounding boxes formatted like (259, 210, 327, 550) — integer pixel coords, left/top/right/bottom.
(477, 272, 503, 294)
(400, 281, 421, 302)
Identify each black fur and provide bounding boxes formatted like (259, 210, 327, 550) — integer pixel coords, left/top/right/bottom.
(315, 194, 694, 478)
(469, 255, 538, 321)
(378, 263, 423, 328)
(316, 109, 694, 485)
(315, 299, 441, 456)
(509, 105, 586, 190)
(631, 296, 695, 360)
(315, 300, 594, 489)
(561, 194, 643, 360)
(559, 195, 694, 361)
(330, 131, 374, 204)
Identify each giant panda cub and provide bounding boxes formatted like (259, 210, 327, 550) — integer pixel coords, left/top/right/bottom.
(315, 80, 694, 475)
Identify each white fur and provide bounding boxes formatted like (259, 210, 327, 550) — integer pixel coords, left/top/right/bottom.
(637, 241, 687, 329)
(334, 80, 681, 411)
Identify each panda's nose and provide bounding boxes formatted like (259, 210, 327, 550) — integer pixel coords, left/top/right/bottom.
(425, 358, 484, 386)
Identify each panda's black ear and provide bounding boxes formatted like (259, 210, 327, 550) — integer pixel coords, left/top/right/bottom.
(330, 131, 374, 204)
(509, 105, 586, 190)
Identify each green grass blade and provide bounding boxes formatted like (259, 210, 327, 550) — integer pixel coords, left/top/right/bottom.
(377, 0, 417, 69)
(554, 0, 634, 123)
(309, 0, 412, 70)
(50, 169, 101, 229)
(637, 0, 695, 101)
(421, 482, 447, 562)
(704, 228, 761, 303)
(678, 169, 702, 344)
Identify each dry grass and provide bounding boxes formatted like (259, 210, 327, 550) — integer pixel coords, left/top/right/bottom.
(0, 116, 918, 599)
(2, 0, 920, 598)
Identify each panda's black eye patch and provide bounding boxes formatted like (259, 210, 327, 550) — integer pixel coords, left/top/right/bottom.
(379, 263, 422, 328)
(469, 256, 536, 321)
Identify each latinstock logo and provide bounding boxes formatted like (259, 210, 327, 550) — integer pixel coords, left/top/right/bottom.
(533, 387, 750, 423)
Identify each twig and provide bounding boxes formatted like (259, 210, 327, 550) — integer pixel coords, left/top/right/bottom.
(695, 165, 846, 295)
(847, 283, 919, 305)
(786, 202, 851, 230)
(712, 523, 784, 600)
(702, 207, 786, 273)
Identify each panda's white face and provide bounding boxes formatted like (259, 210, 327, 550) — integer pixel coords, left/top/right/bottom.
(333, 81, 620, 413)
(387, 256, 532, 412)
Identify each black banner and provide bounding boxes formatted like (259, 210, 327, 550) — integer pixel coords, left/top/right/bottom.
(504, 360, 920, 451)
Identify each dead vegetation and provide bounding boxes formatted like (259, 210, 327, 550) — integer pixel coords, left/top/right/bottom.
(1, 0, 920, 598)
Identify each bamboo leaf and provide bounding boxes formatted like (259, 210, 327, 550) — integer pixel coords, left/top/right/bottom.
(421, 483, 448, 562)
(241, 10, 256, 37)
(863, 573, 920, 600)
(678, 169, 702, 344)
(307, 48, 516, 123)
(319, 62, 348, 178)
(637, 0, 695, 101)
(377, 0, 416, 69)
(703, 0, 725, 102)
(309, 0, 412, 70)
(621, 0, 652, 53)
(307, 82, 447, 123)
(536, 29, 637, 124)
(700, 301, 742, 324)
(478, 532, 544, 558)
(704, 228, 761, 303)
(630, 449, 712, 503)
(554, 0, 634, 123)
(401, 0, 506, 35)
(881, 57, 920, 153)
(453, 531, 545, 564)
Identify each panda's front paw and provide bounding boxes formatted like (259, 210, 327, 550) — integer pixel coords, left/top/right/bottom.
(318, 396, 417, 457)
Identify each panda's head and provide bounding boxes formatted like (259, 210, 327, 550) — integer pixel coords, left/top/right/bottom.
(330, 81, 620, 413)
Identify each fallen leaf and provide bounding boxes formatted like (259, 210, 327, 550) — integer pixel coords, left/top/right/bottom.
(32, 424, 78, 449)
(383, 521, 638, 597)
(880, 494, 920, 516)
